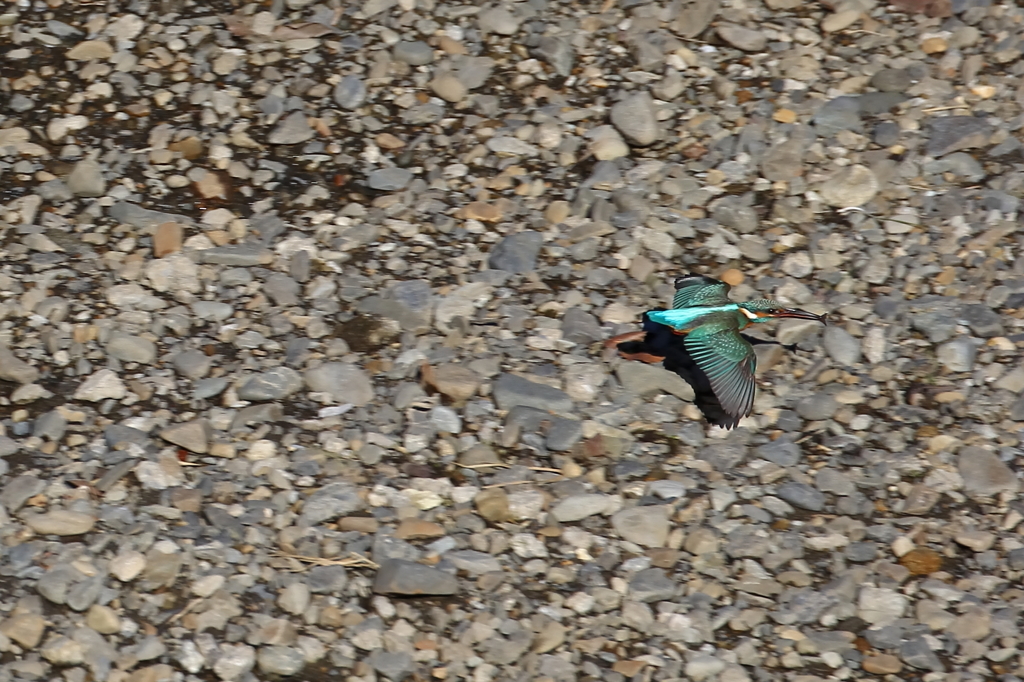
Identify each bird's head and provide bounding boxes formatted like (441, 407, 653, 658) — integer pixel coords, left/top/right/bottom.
(739, 299, 827, 324)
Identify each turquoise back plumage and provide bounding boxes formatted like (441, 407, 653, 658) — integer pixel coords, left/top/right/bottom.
(646, 305, 746, 333)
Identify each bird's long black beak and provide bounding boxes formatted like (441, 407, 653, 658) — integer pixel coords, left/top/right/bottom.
(777, 308, 827, 324)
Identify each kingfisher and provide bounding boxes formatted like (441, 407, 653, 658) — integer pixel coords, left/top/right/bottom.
(607, 274, 826, 429)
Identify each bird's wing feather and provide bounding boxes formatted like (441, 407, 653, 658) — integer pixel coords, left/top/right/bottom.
(684, 329, 757, 422)
(673, 275, 732, 308)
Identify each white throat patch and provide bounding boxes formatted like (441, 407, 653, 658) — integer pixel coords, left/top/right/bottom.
(739, 307, 758, 320)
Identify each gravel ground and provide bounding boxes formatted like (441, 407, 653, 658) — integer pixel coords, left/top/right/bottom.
(1, 0, 1024, 680)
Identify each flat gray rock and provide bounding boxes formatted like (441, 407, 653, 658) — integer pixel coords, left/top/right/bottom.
(492, 373, 573, 414)
(237, 367, 303, 401)
(610, 91, 659, 146)
(367, 168, 413, 191)
(616, 363, 695, 401)
(959, 447, 1018, 497)
(373, 559, 457, 596)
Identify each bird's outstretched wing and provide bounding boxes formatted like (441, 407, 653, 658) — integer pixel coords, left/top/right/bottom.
(672, 275, 732, 309)
(683, 329, 757, 423)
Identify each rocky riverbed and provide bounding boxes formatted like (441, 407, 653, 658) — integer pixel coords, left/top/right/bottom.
(1, 0, 1024, 680)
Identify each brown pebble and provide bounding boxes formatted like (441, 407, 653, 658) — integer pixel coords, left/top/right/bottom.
(423, 363, 481, 402)
(153, 222, 183, 257)
(773, 108, 797, 124)
(337, 517, 379, 534)
(437, 36, 467, 55)
(647, 548, 681, 568)
(899, 547, 942, 575)
(394, 519, 445, 540)
(168, 488, 202, 513)
(474, 488, 510, 523)
(862, 654, 902, 674)
(169, 136, 203, 159)
(375, 133, 405, 149)
(612, 660, 647, 677)
(194, 171, 229, 200)
(545, 200, 570, 224)
(720, 268, 745, 286)
(462, 201, 503, 222)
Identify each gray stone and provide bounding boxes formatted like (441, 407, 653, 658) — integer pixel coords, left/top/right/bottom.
(776, 482, 826, 511)
(373, 559, 457, 596)
(551, 494, 615, 522)
(300, 482, 364, 525)
(25, 510, 97, 535)
(74, 369, 127, 401)
(610, 91, 659, 146)
(334, 75, 367, 109)
(612, 506, 670, 547)
(66, 159, 106, 197)
(795, 393, 838, 421)
(958, 447, 1018, 497)
(926, 116, 992, 157)
(871, 68, 912, 92)
(264, 273, 300, 306)
(268, 111, 314, 145)
(2, 475, 46, 512)
(445, 550, 501, 576)
(874, 121, 901, 146)
(534, 36, 574, 76)
(304, 363, 374, 406)
(106, 334, 157, 364)
(819, 165, 879, 208)
(367, 168, 413, 191)
(492, 374, 573, 414)
(814, 96, 862, 135)
(628, 568, 676, 602)
(864, 624, 903, 650)
(686, 655, 727, 681)
(37, 565, 77, 604)
(277, 582, 310, 615)
(257, 646, 305, 676)
(477, 5, 520, 35)
(32, 410, 67, 441)
(960, 304, 1004, 337)
(937, 338, 976, 372)
(489, 231, 543, 273)
(172, 349, 212, 379)
(367, 650, 415, 681)
(546, 418, 582, 451)
(159, 420, 210, 454)
(199, 244, 271, 266)
(237, 367, 303, 401)
(856, 92, 908, 116)
(822, 326, 862, 365)
(373, 535, 421, 563)
(0, 436, 18, 457)
(845, 542, 878, 563)
(815, 468, 855, 496)
(561, 308, 603, 344)
(616, 362, 695, 401)
(899, 636, 945, 672)
(430, 73, 467, 102)
(756, 438, 801, 466)
(717, 24, 767, 51)
(306, 565, 348, 594)
(392, 40, 433, 65)
(761, 139, 804, 183)
(194, 377, 228, 400)
(0, 346, 39, 384)
(108, 202, 192, 230)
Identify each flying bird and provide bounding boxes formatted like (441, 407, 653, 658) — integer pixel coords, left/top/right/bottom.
(607, 274, 826, 429)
